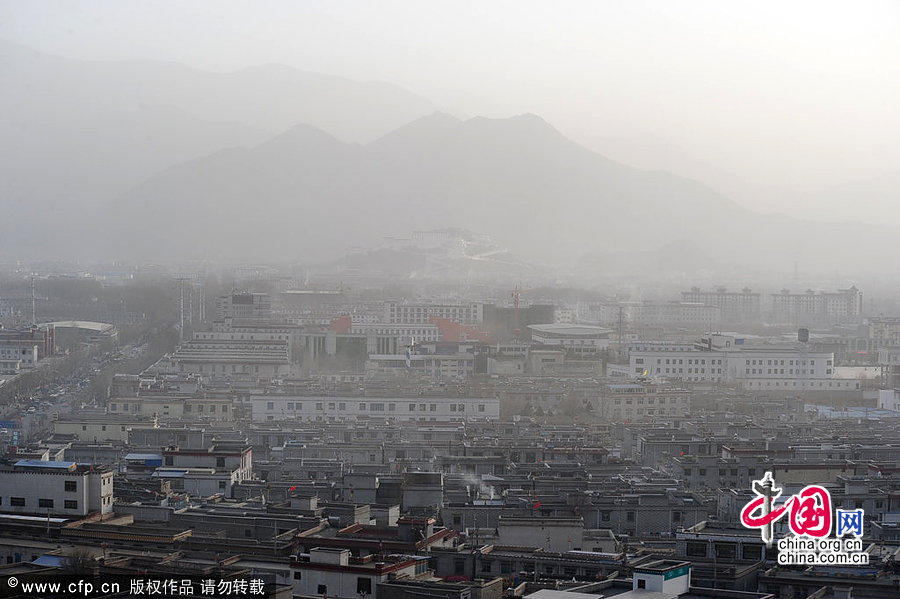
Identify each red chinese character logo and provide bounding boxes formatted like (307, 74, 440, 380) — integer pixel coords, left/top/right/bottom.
(788, 486, 831, 537)
(741, 473, 833, 545)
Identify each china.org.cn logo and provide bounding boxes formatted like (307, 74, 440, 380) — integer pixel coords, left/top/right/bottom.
(740, 472, 869, 565)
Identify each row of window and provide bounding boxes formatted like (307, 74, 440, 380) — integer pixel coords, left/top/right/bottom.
(197, 334, 287, 340)
(744, 380, 857, 387)
(81, 425, 127, 432)
(110, 403, 228, 413)
(613, 398, 689, 405)
(656, 358, 722, 365)
(267, 402, 487, 412)
(684, 468, 745, 476)
(611, 408, 683, 416)
(190, 365, 267, 373)
(746, 358, 826, 366)
(2, 497, 78, 509)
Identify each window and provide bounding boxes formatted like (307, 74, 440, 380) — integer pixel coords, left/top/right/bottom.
(626, 511, 635, 522)
(743, 545, 762, 560)
(317, 585, 327, 595)
(357, 578, 372, 595)
(11, 497, 25, 507)
(65, 481, 77, 492)
(64, 500, 78, 510)
(715, 542, 736, 559)
(686, 541, 706, 557)
(267, 402, 274, 410)
(293, 572, 302, 581)
(216, 457, 226, 468)
(601, 511, 611, 522)
(637, 579, 647, 589)
(39, 499, 54, 508)
(165, 456, 174, 466)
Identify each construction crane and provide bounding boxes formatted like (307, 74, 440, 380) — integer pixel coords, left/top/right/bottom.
(511, 284, 531, 341)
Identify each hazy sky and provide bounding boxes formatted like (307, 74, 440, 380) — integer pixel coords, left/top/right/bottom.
(2, 0, 898, 193)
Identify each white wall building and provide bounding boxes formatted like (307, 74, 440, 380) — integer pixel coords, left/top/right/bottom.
(214, 293, 272, 321)
(251, 395, 499, 423)
(290, 548, 428, 599)
(0, 345, 37, 373)
(384, 302, 483, 325)
(365, 353, 476, 380)
(878, 389, 900, 412)
(0, 460, 114, 517)
(771, 286, 862, 325)
(629, 342, 854, 391)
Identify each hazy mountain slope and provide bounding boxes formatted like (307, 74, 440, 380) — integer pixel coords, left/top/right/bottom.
(95, 110, 900, 275)
(0, 39, 436, 141)
(0, 40, 439, 258)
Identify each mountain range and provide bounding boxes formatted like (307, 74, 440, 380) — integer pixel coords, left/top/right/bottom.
(3, 40, 898, 280)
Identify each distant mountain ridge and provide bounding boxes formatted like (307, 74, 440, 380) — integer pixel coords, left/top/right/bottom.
(4, 39, 899, 276)
(0, 39, 437, 256)
(96, 112, 900, 276)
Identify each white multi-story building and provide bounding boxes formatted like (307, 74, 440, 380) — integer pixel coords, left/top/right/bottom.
(771, 287, 862, 325)
(214, 293, 272, 321)
(251, 395, 499, 423)
(155, 445, 252, 497)
(576, 301, 720, 328)
(0, 345, 37, 374)
(631, 350, 728, 383)
(595, 383, 692, 422)
(877, 389, 900, 411)
(290, 548, 429, 599)
(681, 287, 761, 321)
(868, 317, 900, 354)
(0, 459, 114, 517)
(628, 336, 855, 391)
(348, 322, 441, 344)
(365, 352, 476, 380)
(384, 302, 483, 325)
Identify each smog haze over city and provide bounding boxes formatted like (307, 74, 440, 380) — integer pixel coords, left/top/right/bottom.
(1, 3, 900, 599)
